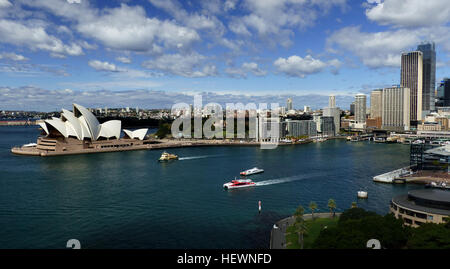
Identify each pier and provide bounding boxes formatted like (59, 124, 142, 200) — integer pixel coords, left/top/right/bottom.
(372, 166, 414, 183)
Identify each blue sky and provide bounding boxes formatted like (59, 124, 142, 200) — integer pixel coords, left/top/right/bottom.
(1, 0, 450, 111)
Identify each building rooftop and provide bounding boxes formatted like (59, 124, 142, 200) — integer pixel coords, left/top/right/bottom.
(393, 189, 450, 216)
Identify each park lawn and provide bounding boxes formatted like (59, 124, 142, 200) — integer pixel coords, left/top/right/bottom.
(286, 217, 339, 249)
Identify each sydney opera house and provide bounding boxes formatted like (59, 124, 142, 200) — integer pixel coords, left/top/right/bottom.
(11, 104, 152, 156)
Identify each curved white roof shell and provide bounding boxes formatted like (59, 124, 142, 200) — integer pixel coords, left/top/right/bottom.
(41, 104, 122, 141)
(123, 128, 148, 140)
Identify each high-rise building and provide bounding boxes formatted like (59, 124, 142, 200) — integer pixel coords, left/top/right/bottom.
(370, 89, 383, 119)
(381, 86, 411, 131)
(329, 95, 336, 108)
(350, 102, 355, 115)
(417, 42, 436, 112)
(436, 78, 450, 107)
(303, 106, 311, 113)
(355, 94, 367, 124)
(287, 98, 293, 111)
(401, 51, 423, 122)
(320, 116, 335, 137)
(286, 120, 317, 137)
(323, 95, 340, 135)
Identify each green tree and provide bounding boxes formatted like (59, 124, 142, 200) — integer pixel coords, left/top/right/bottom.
(309, 201, 318, 220)
(351, 202, 357, 208)
(293, 205, 307, 249)
(328, 199, 337, 217)
(155, 122, 172, 139)
(407, 223, 450, 249)
(313, 208, 409, 249)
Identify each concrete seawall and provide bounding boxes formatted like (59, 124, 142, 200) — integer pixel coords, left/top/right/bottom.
(11, 139, 314, 157)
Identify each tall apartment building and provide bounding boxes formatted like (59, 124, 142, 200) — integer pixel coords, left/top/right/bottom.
(381, 86, 411, 131)
(320, 116, 335, 137)
(401, 51, 423, 123)
(417, 42, 436, 112)
(370, 89, 383, 119)
(323, 95, 340, 135)
(329, 95, 336, 108)
(286, 120, 317, 137)
(355, 94, 367, 124)
(287, 98, 293, 111)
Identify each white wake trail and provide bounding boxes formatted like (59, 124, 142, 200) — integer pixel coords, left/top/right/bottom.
(254, 173, 319, 186)
(178, 155, 223, 160)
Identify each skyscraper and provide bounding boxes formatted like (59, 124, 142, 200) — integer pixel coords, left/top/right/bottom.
(323, 95, 340, 135)
(417, 42, 436, 112)
(370, 89, 383, 119)
(401, 51, 423, 123)
(355, 94, 366, 124)
(329, 95, 336, 108)
(436, 78, 450, 107)
(381, 86, 410, 131)
(287, 98, 293, 111)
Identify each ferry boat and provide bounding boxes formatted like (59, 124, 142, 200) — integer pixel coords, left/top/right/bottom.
(158, 151, 178, 161)
(240, 167, 264, 176)
(223, 179, 256, 190)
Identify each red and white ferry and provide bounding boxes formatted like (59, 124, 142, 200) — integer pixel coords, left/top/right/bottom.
(223, 178, 256, 190)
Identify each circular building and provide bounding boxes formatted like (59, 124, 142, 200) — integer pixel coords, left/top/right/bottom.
(390, 189, 450, 227)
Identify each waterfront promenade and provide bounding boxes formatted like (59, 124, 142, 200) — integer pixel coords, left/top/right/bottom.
(270, 212, 342, 249)
(11, 137, 314, 156)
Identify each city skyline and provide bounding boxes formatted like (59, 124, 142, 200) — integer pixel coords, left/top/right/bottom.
(1, 1, 450, 111)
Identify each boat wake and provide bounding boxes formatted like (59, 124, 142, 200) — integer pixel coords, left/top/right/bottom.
(178, 155, 223, 160)
(255, 174, 318, 187)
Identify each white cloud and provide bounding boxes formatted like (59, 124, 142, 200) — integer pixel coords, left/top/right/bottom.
(274, 55, 340, 77)
(325, 26, 450, 68)
(226, 62, 267, 78)
(0, 19, 83, 56)
(116, 56, 131, 64)
(75, 4, 200, 52)
(365, 0, 450, 28)
(142, 53, 217, 77)
(88, 60, 122, 72)
(0, 0, 12, 8)
(227, 0, 347, 48)
(0, 86, 356, 111)
(0, 52, 27, 61)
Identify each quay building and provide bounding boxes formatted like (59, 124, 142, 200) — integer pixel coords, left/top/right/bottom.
(11, 104, 150, 156)
(390, 189, 450, 227)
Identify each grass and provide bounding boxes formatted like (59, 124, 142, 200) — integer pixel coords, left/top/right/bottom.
(286, 217, 339, 249)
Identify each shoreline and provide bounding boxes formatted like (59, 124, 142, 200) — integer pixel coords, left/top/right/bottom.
(11, 137, 327, 157)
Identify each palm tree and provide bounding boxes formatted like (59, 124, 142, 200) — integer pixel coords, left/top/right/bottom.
(294, 205, 305, 224)
(351, 201, 357, 208)
(293, 205, 307, 248)
(309, 201, 317, 220)
(294, 219, 308, 249)
(328, 199, 337, 217)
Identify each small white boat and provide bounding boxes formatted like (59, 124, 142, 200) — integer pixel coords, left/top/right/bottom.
(223, 179, 256, 190)
(357, 191, 368, 199)
(240, 167, 264, 176)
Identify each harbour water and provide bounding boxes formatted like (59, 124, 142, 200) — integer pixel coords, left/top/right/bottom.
(0, 126, 420, 249)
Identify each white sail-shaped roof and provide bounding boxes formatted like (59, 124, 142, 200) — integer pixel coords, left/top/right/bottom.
(98, 120, 121, 139)
(61, 109, 82, 140)
(123, 128, 148, 140)
(38, 122, 49, 135)
(41, 104, 123, 141)
(73, 104, 100, 140)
